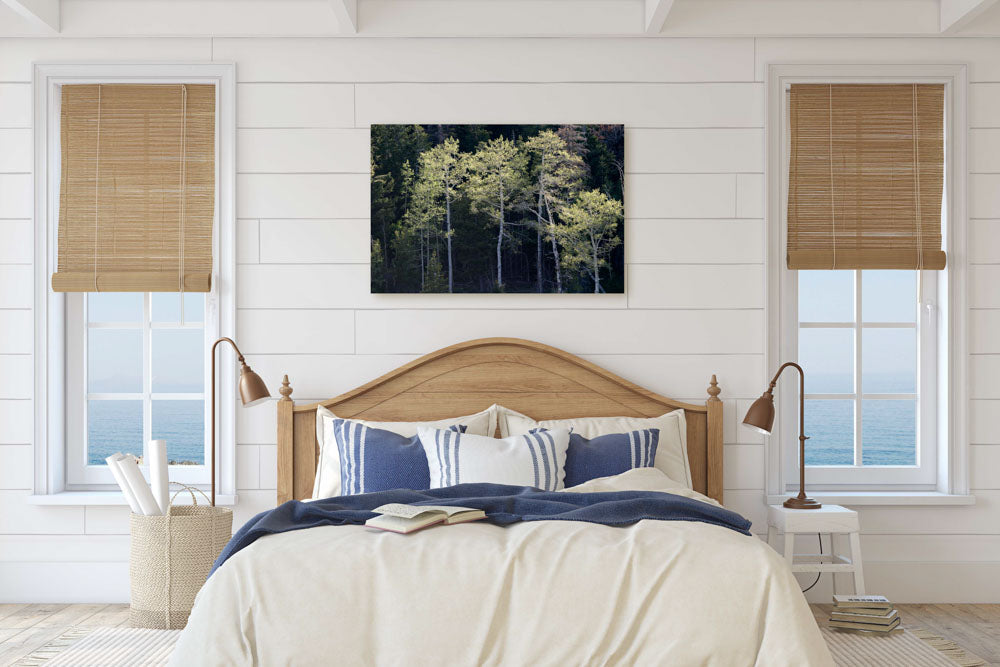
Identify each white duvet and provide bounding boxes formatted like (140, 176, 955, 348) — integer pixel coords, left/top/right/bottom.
(172, 469, 833, 666)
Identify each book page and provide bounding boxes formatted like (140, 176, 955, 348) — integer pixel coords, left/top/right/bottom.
(372, 503, 443, 519)
(414, 505, 480, 517)
(365, 514, 446, 534)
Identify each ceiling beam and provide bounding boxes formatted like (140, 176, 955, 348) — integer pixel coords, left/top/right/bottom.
(940, 0, 1000, 32)
(330, 0, 358, 33)
(1, 0, 59, 32)
(644, 0, 676, 34)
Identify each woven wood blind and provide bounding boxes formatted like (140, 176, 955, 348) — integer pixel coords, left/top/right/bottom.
(52, 84, 216, 292)
(787, 83, 946, 270)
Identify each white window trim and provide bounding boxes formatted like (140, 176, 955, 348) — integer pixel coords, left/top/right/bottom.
(30, 62, 237, 505)
(66, 292, 211, 488)
(786, 270, 937, 487)
(763, 63, 971, 505)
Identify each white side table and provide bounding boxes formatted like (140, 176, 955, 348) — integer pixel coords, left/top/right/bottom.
(766, 504, 865, 595)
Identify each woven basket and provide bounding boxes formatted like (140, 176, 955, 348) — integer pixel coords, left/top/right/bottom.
(129, 486, 232, 629)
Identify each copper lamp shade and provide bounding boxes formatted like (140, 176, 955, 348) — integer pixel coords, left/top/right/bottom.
(238, 363, 271, 407)
(744, 362, 821, 510)
(742, 392, 776, 436)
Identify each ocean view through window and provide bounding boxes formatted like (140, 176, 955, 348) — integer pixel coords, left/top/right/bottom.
(798, 270, 920, 467)
(86, 292, 207, 466)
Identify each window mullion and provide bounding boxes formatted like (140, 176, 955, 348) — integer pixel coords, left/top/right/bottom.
(82, 294, 90, 468)
(142, 292, 152, 464)
(854, 270, 863, 467)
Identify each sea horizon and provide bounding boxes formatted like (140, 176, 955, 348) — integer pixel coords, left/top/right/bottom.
(88, 400, 205, 465)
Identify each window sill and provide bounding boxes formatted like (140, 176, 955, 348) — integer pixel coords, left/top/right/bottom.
(766, 492, 975, 506)
(26, 492, 239, 507)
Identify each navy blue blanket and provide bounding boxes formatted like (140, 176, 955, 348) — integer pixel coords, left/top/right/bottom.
(212, 483, 751, 576)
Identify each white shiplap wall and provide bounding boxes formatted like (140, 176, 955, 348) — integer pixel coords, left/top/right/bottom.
(0, 35, 998, 603)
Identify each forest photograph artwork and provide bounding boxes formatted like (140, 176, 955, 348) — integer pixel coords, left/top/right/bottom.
(371, 124, 625, 294)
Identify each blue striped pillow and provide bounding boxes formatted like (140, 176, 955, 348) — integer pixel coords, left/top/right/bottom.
(333, 419, 465, 496)
(562, 428, 660, 487)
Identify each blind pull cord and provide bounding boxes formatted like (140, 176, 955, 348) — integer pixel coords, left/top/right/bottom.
(912, 84, 924, 273)
(828, 84, 837, 270)
(93, 84, 102, 292)
(178, 85, 188, 297)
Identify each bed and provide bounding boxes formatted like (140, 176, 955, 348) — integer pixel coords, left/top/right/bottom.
(172, 338, 833, 666)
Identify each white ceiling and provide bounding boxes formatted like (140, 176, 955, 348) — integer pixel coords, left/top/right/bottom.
(2, 0, 1000, 37)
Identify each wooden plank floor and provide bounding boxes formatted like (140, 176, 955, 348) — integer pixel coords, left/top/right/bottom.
(0, 604, 129, 666)
(0, 603, 996, 665)
(812, 603, 1000, 666)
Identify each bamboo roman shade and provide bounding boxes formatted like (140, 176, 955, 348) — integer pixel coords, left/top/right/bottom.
(52, 84, 216, 292)
(787, 83, 946, 270)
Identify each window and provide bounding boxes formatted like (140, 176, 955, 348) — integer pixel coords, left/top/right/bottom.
(32, 63, 236, 500)
(765, 64, 969, 499)
(65, 292, 210, 487)
(791, 269, 937, 486)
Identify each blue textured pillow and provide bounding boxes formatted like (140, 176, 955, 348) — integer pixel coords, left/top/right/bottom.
(562, 428, 660, 487)
(333, 419, 465, 496)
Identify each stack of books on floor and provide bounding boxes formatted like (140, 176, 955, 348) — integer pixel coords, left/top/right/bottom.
(829, 595, 901, 634)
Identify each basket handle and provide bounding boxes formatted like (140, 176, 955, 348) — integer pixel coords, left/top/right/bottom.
(169, 482, 212, 507)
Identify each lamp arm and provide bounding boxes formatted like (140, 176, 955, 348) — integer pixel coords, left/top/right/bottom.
(768, 360, 807, 442)
(767, 361, 803, 390)
(209, 337, 244, 508)
(212, 336, 245, 364)
(768, 361, 813, 504)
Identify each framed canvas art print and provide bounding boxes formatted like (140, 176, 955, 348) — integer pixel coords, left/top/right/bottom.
(370, 124, 624, 294)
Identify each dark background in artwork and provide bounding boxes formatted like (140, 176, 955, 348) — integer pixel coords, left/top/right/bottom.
(370, 124, 625, 294)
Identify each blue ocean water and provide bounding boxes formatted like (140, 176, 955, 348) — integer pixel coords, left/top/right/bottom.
(804, 398, 916, 466)
(88, 400, 205, 465)
(796, 371, 918, 466)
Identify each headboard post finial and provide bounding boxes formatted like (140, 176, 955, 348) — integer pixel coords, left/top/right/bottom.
(705, 373, 723, 503)
(707, 374, 721, 402)
(279, 374, 293, 402)
(277, 374, 295, 504)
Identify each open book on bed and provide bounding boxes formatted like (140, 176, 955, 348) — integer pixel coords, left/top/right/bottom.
(365, 503, 486, 534)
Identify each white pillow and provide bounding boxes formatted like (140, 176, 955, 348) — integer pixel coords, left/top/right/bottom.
(312, 404, 498, 499)
(563, 468, 721, 508)
(418, 427, 571, 491)
(498, 406, 692, 489)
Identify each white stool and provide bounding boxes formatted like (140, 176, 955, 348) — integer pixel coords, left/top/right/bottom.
(766, 504, 865, 595)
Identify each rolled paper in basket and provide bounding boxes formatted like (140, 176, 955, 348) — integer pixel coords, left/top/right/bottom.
(117, 454, 162, 516)
(106, 454, 142, 514)
(149, 440, 170, 516)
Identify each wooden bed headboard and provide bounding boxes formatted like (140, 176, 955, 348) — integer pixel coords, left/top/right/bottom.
(276, 338, 723, 504)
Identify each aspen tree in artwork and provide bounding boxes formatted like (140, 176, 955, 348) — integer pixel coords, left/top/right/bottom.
(370, 124, 625, 294)
(558, 190, 624, 294)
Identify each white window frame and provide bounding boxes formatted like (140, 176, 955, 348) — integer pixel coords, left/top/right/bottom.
(764, 63, 970, 502)
(31, 63, 237, 503)
(788, 269, 937, 487)
(65, 292, 211, 487)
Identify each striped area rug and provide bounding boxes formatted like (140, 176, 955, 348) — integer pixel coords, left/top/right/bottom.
(822, 626, 986, 667)
(12, 624, 987, 666)
(12, 627, 181, 667)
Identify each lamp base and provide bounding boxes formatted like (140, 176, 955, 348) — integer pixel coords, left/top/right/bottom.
(783, 496, 822, 510)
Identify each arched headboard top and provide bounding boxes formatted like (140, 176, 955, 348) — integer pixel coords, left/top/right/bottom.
(277, 338, 723, 503)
